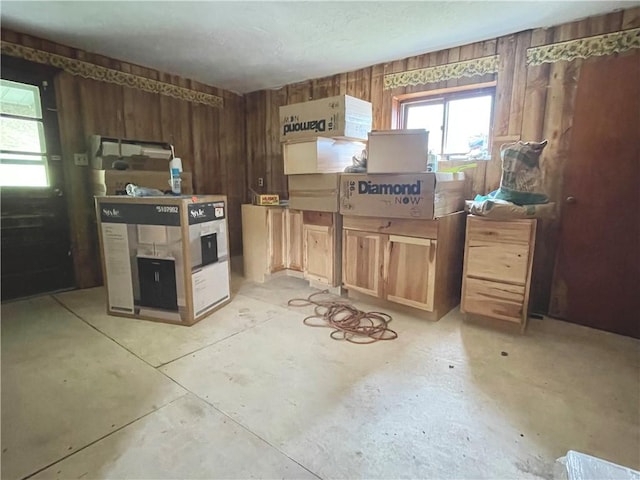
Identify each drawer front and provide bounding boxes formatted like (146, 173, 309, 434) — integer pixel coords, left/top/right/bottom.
(461, 277, 525, 323)
(465, 241, 530, 285)
(303, 211, 334, 227)
(342, 216, 438, 239)
(467, 217, 534, 245)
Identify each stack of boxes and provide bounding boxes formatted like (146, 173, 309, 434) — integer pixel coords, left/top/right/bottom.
(282, 95, 372, 212)
(280, 95, 466, 220)
(89, 135, 193, 196)
(340, 128, 466, 219)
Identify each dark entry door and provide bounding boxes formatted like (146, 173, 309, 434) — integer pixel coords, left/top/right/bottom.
(1, 58, 75, 300)
(556, 54, 639, 338)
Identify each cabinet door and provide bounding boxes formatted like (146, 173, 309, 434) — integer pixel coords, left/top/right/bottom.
(342, 229, 384, 297)
(137, 258, 178, 311)
(286, 209, 304, 271)
(267, 209, 286, 273)
(385, 235, 436, 311)
(303, 224, 334, 284)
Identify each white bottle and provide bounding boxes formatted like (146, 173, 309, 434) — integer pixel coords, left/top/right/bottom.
(169, 157, 183, 195)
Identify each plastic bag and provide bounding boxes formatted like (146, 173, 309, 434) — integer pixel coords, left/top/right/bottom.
(554, 451, 640, 480)
(494, 140, 549, 205)
(125, 184, 165, 197)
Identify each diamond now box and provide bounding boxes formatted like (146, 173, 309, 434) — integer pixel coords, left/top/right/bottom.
(339, 173, 466, 219)
(279, 94, 372, 143)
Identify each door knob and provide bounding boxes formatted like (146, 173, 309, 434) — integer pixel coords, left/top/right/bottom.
(566, 196, 576, 204)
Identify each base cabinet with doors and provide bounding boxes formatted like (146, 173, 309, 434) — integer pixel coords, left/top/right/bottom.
(342, 212, 465, 320)
(241, 204, 341, 287)
(460, 216, 537, 331)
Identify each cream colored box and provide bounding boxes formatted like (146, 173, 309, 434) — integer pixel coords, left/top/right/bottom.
(367, 129, 429, 173)
(288, 173, 340, 212)
(283, 137, 364, 175)
(279, 95, 372, 142)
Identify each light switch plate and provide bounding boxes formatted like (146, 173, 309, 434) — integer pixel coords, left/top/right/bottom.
(74, 153, 88, 166)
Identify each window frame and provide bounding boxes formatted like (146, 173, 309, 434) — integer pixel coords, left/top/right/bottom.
(396, 82, 496, 162)
(0, 78, 50, 187)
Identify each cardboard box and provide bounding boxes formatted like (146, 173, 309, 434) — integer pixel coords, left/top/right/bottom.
(283, 137, 365, 175)
(95, 195, 231, 325)
(367, 129, 429, 173)
(279, 95, 372, 142)
(339, 172, 465, 219)
(92, 170, 193, 196)
(254, 194, 280, 206)
(288, 173, 340, 212)
(89, 135, 172, 171)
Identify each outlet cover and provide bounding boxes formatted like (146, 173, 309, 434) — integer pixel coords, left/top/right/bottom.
(74, 153, 88, 166)
(258, 177, 264, 187)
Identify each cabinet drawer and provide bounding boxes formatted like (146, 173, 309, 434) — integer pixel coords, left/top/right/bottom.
(302, 211, 333, 227)
(343, 216, 438, 239)
(462, 277, 525, 323)
(465, 241, 530, 285)
(467, 217, 533, 245)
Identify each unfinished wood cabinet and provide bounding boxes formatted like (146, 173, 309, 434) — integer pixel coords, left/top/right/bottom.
(286, 209, 304, 271)
(342, 212, 465, 320)
(242, 205, 341, 286)
(242, 204, 283, 282)
(460, 216, 537, 331)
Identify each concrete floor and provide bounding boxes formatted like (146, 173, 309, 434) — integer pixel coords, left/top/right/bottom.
(1, 271, 639, 480)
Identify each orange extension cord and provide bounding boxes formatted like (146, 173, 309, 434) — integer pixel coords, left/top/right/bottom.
(288, 290, 398, 344)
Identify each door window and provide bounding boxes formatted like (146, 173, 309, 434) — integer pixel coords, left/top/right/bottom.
(0, 79, 49, 186)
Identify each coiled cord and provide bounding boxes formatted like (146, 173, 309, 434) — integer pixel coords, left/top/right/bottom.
(288, 290, 398, 344)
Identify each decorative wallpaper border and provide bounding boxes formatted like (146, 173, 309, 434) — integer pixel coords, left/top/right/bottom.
(0, 41, 223, 109)
(527, 28, 640, 66)
(384, 55, 499, 90)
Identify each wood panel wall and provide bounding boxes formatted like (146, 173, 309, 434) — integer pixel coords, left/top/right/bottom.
(245, 7, 640, 315)
(1, 30, 247, 288)
(2, 7, 638, 308)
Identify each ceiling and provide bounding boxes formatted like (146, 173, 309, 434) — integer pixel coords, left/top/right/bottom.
(1, 1, 636, 94)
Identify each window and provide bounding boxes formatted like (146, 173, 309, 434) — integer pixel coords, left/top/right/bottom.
(401, 87, 495, 163)
(0, 79, 49, 187)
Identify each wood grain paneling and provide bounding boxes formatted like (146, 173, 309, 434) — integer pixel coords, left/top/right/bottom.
(2, 29, 246, 288)
(3, 6, 638, 308)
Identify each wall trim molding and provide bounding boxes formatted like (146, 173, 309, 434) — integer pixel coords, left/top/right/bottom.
(527, 28, 640, 65)
(0, 41, 224, 109)
(383, 55, 499, 90)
